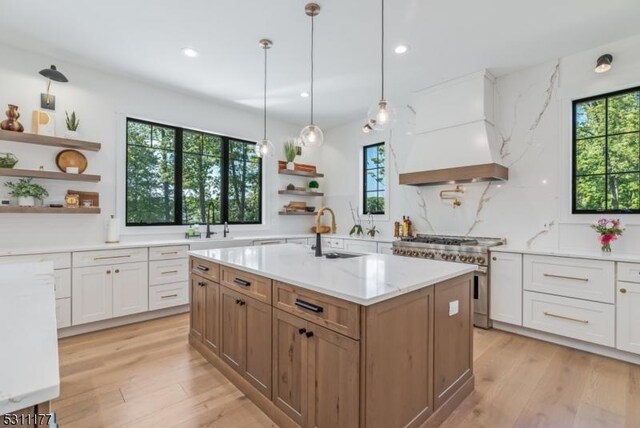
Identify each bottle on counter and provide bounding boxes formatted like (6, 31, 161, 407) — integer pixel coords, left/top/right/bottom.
(394, 221, 400, 238)
(406, 216, 412, 237)
(402, 216, 409, 237)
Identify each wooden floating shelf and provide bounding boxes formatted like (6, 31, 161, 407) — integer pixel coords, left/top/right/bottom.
(278, 190, 324, 197)
(278, 169, 324, 178)
(0, 206, 101, 214)
(0, 168, 101, 183)
(0, 130, 101, 152)
(278, 211, 317, 216)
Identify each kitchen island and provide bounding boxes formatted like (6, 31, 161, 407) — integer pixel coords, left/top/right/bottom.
(188, 243, 476, 428)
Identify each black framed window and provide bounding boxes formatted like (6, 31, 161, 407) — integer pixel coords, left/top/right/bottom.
(126, 118, 262, 226)
(573, 87, 640, 213)
(363, 142, 385, 215)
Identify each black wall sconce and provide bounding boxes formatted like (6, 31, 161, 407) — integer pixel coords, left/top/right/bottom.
(595, 54, 613, 73)
(39, 65, 68, 110)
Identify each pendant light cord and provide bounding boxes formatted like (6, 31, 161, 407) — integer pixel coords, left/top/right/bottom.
(381, 0, 385, 101)
(263, 45, 268, 140)
(310, 12, 315, 125)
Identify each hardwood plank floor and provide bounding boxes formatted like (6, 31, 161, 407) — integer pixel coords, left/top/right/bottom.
(54, 314, 640, 427)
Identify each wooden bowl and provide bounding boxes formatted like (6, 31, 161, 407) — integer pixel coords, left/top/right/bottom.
(56, 149, 88, 173)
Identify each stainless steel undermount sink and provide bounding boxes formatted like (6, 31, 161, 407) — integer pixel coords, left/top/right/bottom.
(323, 252, 363, 259)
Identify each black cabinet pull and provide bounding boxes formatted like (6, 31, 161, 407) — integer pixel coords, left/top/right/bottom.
(235, 299, 241, 305)
(196, 265, 210, 272)
(305, 331, 314, 338)
(233, 278, 251, 287)
(298, 328, 307, 335)
(295, 298, 324, 313)
(198, 281, 206, 287)
(239, 300, 246, 306)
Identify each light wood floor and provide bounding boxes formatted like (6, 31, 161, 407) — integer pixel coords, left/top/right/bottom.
(54, 314, 640, 428)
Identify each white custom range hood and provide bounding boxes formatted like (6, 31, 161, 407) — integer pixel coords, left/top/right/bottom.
(400, 71, 508, 186)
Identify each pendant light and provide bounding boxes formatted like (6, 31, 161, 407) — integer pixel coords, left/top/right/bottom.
(365, 0, 396, 132)
(255, 39, 275, 157)
(300, 3, 324, 147)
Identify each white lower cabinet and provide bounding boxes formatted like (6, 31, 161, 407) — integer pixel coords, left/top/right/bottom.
(523, 291, 615, 347)
(55, 298, 71, 329)
(377, 242, 394, 255)
(490, 252, 523, 325)
(54, 269, 71, 299)
(149, 282, 189, 310)
(343, 239, 377, 253)
(616, 281, 640, 354)
(285, 238, 309, 245)
(72, 262, 148, 325)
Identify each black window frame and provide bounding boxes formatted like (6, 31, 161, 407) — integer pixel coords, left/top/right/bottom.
(572, 86, 640, 214)
(362, 142, 385, 215)
(125, 117, 263, 226)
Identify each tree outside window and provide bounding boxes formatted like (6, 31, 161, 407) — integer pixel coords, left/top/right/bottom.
(363, 142, 385, 215)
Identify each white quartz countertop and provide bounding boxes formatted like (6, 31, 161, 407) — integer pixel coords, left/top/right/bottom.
(0, 262, 59, 414)
(491, 246, 640, 263)
(189, 244, 475, 306)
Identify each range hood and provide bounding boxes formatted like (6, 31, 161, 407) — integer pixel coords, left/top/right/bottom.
(399, 71, 508, 186)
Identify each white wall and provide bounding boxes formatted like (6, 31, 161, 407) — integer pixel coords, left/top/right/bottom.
(321, 34, 640, 254)
(0, 43, 320, 249)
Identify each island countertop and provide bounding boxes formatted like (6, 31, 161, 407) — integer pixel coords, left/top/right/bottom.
(189, 243, 476, 305)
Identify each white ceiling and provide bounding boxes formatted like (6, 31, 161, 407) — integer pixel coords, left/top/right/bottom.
(1, 0, 639, 128)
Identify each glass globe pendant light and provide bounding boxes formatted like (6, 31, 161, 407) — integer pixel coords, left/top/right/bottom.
(255, 39, 275, 158)
(300, 3, 324, 147)
(365, 0, 397, 132)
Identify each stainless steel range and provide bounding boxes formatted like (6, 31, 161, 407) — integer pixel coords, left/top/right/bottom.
(392, 234, 506, 329)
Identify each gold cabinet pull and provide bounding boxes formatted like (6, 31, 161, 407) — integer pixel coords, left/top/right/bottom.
(161, 270, 179, 275)
(543, 273, 589, 282)
(161, 251, 179, 255)
(94, 255, 131, 261)
(620, 288, 627, 294)
(543, 311, 589, 324)
(161, 294, 179, 299)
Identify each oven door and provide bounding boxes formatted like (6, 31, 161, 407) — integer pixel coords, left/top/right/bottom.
(473, 267, 492, 329)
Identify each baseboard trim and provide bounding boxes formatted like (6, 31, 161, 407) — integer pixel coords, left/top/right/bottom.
(57, 305, 189, 338)
(493, 321, 640, 365)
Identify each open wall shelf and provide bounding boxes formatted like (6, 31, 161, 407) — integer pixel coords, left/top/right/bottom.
(278, 211, 317, 216)
(278, 190, 324, 197)
(278, 169, 324, 178)
(0, 168, 101, 182)
(0, 130, 101, 152)
(0, 206, 101, 214)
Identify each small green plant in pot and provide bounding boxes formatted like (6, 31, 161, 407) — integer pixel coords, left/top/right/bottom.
(308, 180, 319, 192)
(283, 139, 298, 170)
(5, 178, 49, 207)
(65, 111, 80, 138)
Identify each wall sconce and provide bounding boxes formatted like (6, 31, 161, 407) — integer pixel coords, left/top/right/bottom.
(595, 54, 613, 74)
(362, 122, 373, 133)
(440, 185, 464, 208)
(39, 65, 68, 110)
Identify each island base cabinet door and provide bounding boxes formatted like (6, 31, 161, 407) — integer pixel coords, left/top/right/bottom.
(617, 282, 640, 354)
(72, 265, 113, 325)
(307, 324, 359, 428)
(190, 276, 206, 342)
(490, 252, 523, 325)
(245, 297, 272, 398)
(220, 286, 246, 374)
(204, 281, 220, 355)
(273, 309, 308, 427)
(112, 262, 148, 318)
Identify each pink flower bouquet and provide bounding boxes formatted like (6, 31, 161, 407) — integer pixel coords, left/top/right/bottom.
(591, 218, 624, 252)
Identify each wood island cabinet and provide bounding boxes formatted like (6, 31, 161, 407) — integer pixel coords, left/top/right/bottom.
(189, 255, 475, 428)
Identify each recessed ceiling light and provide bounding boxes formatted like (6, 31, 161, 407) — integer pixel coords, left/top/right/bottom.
(394, 44, 409, 55)
(300, 92, 310, 98)
(182, 48, 199, 58)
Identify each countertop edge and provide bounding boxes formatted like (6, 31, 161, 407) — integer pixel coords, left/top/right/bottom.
(491, 246, 640, 263)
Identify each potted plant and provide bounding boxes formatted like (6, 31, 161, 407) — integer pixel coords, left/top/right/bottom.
(284, 139, 297, 170)
(308, 180, 320, 192)
(5, 178, 49, 207)
(65, 111, 80, 138)
(0, 152, 18, 168)
(348, 202, 364, 237)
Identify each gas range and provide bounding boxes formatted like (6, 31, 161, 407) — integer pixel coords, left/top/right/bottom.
(392, 234, 505, 267)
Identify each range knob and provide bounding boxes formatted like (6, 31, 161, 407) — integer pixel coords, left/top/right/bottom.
(428, 252, 435, 259)
(441, 254, 449, 261)
(459, 255, 468, 262)
(467, 256, 476, 263)
(419, 251, 428, 258)
(449, 254, 457, 262)
(476, 257, 485, 265)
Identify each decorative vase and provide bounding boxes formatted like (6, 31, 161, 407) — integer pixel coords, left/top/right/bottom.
(286, 161, 295, 170)
(18, 196, 35, 207)
(0, 105, 25, 132)
(601, 243, 611, 253)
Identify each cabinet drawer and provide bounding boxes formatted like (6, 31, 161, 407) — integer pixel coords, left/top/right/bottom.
(149, 259, 188, 286)
(273, 281, 360, 339)
(221, 266, 271, 304)
(149, 245, 189, 261)
(523, 255, 614, 303)
(0, 252, 71, 269)
(523, 291, 614, 347)
(149, 282, 189, 310)
(54, 269, 71, 299)
(617, 262, 640, 284)
(191, 257, 220, 282)
(74, 247, 148, 267)
(56, 298, 71, 329)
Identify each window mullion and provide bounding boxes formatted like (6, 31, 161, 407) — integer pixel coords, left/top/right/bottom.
(175, 127, 184, 225)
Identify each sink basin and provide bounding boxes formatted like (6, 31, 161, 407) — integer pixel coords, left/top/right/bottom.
(324, 252, 363, 259)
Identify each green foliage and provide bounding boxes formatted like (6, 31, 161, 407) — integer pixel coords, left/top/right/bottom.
(575, 90, 640, 211)
(308, 180, 319, 189)
(5, 178, 48, 199)
(366, 225, 380, 237)
(349, 224, 363, 236)
(283, 139, 298, 163)
(364, 144, 385, 214)
(65, 111, 79, 131)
